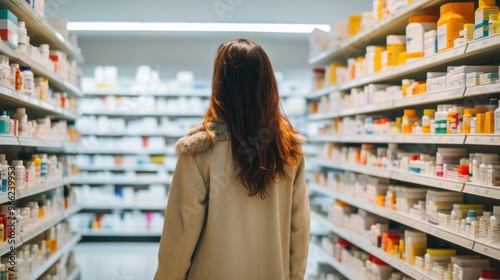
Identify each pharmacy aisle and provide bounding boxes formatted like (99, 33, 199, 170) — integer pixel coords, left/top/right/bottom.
(307, 0, 500, 279)
(0, 1, 84, 279)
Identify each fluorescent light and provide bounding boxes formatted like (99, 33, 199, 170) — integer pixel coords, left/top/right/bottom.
(67, 22, 330, 33)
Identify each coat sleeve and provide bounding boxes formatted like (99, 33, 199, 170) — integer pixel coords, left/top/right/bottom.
(154, 152, 208, 280)
(289, 157, 310, 280)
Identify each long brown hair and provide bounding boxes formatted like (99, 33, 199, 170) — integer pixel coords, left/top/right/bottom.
(204, 38, 303, 199)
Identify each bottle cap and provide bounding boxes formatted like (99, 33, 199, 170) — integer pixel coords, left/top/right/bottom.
(18, 21, 25, 28)
(479, 0, 496, 7)
(466, 210, 476, 217)
(409, 15, 439, 23)
(20, 66, 31, 71)
(464, 23, 475, 29)
(481, 270, 500, 279)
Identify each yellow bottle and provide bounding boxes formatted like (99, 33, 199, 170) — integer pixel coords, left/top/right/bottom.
(32, 154, 41, 179)
(402, 109, 417, 134)
(387, 35, 406, 67)
(477, 113, 486, 133)
(463, 109, 472, 134)
(494, 11, 500, 34)
(474, 0, 499, 39)
(437, 2, 474, 52)
(348, 15, 362, 37)
(485, 112, 495, 133)
(0, 224, 3, 243)
(422, 109, 436, 134)
(328, 63, 345, 85)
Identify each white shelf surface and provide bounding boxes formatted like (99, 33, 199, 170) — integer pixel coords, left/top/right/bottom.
(77, 228, 162, 237)
(0, 136, 78, 149)
(16, 178, 64, 201)
(64, 147, 176, 156)
(78, 164, 173, 172)
(308, 0, 449, 66)
(464, 134, 500, 146)
(26, 234, 82, 280)
(311, 212, 432, 280)
(74, 177, 172, 185)
(0, 0, 83, 62)
(80, 202, 166, 211)
(0, 42, 82, 97)
(80, 110, 205, 117)
(64, 205, 82, 218)
(0, 84, 79, 120)
(309, 242, 362, 280)
(308, 134, 466, 145)
(308, 87, 466, 121)
(84, 88, 211, 97)
(21, 212, 65, 244)
(79, 130, 185, 138)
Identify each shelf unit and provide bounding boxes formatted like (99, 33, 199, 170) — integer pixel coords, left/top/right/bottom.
(80, 202, 166, 211)
(64, 147, 175, 156)
(74, 176, 172, 185)
(76, 229, 162, 237)
(306, 2, 500, 278)
(309, 242, 362, 280)
(78, 164, 173, 172)
(79, 130, 185, 138)
(0, 3, 84, 278)
(83, 88, 211, 97)
(66, 267, 82, 280)
(311, 212, 433, 280)
(80, 110, 205, 117)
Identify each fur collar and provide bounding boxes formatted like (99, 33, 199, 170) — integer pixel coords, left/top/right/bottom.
(175, 122, 231, 155)
(175, 122, 307, 155)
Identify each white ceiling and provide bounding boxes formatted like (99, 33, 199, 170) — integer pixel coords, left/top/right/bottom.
(53, 0, 372, 82)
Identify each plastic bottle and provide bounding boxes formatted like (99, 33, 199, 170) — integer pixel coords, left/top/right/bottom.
(25, 161, 34, 188)
(422, 109, 436, 134)
(12, 160, 25, 190)
(465, 210, 477, 236)
(479, 211, 492, 239)
(0, 263, 5, 280)
(13, 108, 28, 137)
(475, 0, 499, 39)
(436, 150, 444, 177)
(32, 154, 41, 180)
(402, 109, 418, 134)
(495, 100, 500, 134)
(473, 154, 483, 183)
(17, 21, 27, 54)
(40, 154, 48, 180)
(1, 160, 8, 193)
(447, 107, 459, 134)
(20, 66, 34, 96)
(489, 206, 500, 242)
(0, 111, 9, 135)
(406, 13, 439, 61)
(437, 2, 474, 52)
(463, 109, 472, 134)
(387, 35, 406, 67)
(490, 14, 499, 35)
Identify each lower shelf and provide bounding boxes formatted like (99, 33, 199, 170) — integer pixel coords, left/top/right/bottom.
(66, 267, 81, 280)
(309, 242, 361, 280)
(77, 229, 162, 237)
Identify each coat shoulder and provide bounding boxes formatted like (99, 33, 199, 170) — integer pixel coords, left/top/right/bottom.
(175, 122, 231, 155)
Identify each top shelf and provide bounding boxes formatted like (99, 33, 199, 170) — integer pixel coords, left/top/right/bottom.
(84, 89, 211, 98)
(308, 0, 449, 66)
(0, 0, 83, 63)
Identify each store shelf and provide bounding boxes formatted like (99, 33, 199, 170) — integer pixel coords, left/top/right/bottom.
(64, 205, 82, 218)
(74, 177, 172, 185)
(0, 0, 83, 62)
(64, 147, 175, 156)
(463, 183, 500, 200)
(77, 228, 162, 237)
(21, 211, 64, 244)
(311, 158, 391, 179)
(17, 178, 64, 200)
(308, 86, 337, 99)
(309, 242, 362, 280)
(79, 130, 185, 138)
(311, 212, 432, 280)
(391, 171, 464, 192)
(464, 134, 500, 146)
(80, 110, 205, 117)
(308, 134, 466, 145)
(0, 242, 10, 257)
(0, 84, 79, 120)
(309, 0, 449, 66)
(26, 234, 82, 280)
(465, 33, 500, 58)
(84, 88, 211, 97)
(80, 202, 166, 211)
(78, 164, 173, 172)
(0, 136, 79, 149)
(472, 241, 500, 260)
(67, 267, 81, 280)
(308, 87, 466, 121)
(64, 175, 81, 185)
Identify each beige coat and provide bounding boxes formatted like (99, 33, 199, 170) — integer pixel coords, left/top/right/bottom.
(154, 122, 310, 280)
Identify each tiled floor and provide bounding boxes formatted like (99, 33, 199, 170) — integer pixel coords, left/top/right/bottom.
(74, 242, 321, 280)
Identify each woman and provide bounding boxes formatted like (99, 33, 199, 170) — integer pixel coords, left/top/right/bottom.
(154, 38, 310, 280)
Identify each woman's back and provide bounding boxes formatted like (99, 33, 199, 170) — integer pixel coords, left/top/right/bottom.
(154, 39, 310, 280)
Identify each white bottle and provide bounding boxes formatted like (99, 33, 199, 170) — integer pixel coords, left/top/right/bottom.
(25, 161, 35, 188)
(12, 160, 25, 190)
(406, 16, 438, 62)
(473, 154, 483, 183)
(40, 154, 48, 180)
(495, 100, 500, 134)
(465, 210, 477, 237)
(13, 108, 28, 137)
(17, 21, 27, 54)
(20, 66, 34, 96)
(480, 211, 492, 240)
(489, 206, 500, 242)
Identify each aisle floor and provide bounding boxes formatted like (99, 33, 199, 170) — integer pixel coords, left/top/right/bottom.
(75, 242, 320, 280)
